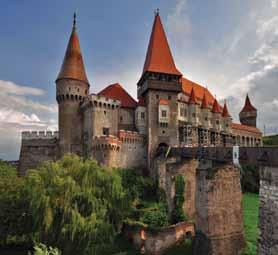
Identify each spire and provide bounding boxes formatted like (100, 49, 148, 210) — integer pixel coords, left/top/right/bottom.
(142, 12, 182, 76)
(189, 88, 198, 104)
(212, 98, 222, 113)
(201, 91, 209, 109)
(222, 100, 231, 117)
(56, 13, 89, 85)
(240, 94, 257, 113)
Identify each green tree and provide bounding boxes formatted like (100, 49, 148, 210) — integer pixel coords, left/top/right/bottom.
(0, 161, 32, 245)
(25, 154, 131, 255)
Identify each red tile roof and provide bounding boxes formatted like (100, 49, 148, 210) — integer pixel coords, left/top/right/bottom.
(201, 92, 210, 109)
(188, 88, 198, 104)
(56, 20, 89, 84)
(222, 101, 231, 117)
(212, 98, 222, 113)
(181, 78, 215, 105)
(159, 99, 169, 105)
(240, 94, 257, 113)
(142, 13, 182, 76)
(231, 123, 262, 134)
(98, 83, 137, 108)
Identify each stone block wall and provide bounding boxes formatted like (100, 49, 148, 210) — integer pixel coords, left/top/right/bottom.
(123, 221, 194, 255)
(258, 166, 278, 255)
(18, 131, 59, 176)
(194, 160, 245, 255)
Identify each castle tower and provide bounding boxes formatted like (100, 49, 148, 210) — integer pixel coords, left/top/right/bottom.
(137, 11, 182, 169)
(222, 100, 232, 145)
(211, 98, 222, 145)
(56, 14, 90, 155)
(239, 94, 257, 127)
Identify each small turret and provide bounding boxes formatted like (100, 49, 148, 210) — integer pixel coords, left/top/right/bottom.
(211, 98, 222, 132)
(222, 100, 232, 133)
(56, 13, 90, 155)
(239, 94, 257, 127)
(201, 92, 211, 128)
(188, 88, 199, 126)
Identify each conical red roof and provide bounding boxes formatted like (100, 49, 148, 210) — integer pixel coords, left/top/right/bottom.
(142, 13, 182, 76)
(212, 98, 222, 113)
(240, 94, 257, 113)
(98, 83, 137, 108)
(222, 101, 231, 117)
(189, 88, 198, 104)
(56, 15, 89, 84)
(201, 91, 209, 109)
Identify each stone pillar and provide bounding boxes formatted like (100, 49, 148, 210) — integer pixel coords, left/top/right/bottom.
(258, 166, 278, 255)
(193, 160, 245, 255)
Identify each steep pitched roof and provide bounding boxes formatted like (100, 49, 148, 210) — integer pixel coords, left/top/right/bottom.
(222, 101, 231, 117)
(212, 98, 222, 113)
(142, 13, 182, 76)
(182, 78, 215, 105)
(188, 88, 198, 104)
(240, 94, 257, 113)
(201, 92, 209, 109)
(98, 83, 137, 108)
(231, 123, 262, 135)
(56, 14, 89, 84)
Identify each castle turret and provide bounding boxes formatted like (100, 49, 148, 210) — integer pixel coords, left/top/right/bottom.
(188, 88, 199, 126)
(56, 13, 90, 155)
(137, 11, 182, 169)
(201, 91, 211, 129)
(222, 100, 232, 133)
(239, 94, 257, 127)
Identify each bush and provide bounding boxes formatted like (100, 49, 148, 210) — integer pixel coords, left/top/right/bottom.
(241, 166, 259, 193)
(30, 243, 61, 255)
(171, 175, 186, 224)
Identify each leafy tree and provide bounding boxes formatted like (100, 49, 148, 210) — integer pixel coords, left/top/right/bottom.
(0, 161, 32, 245)
(25, 154, 132, 255)
(171, 175, 186, 224)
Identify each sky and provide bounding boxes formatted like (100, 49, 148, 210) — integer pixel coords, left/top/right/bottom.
(0, 0, 277, 160)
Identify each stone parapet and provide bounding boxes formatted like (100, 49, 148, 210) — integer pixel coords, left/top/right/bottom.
(118, 130, 145, 143)
(92, 135, 122, 150)
(81, 94, 121, 110)
(22, 131, 59, 140)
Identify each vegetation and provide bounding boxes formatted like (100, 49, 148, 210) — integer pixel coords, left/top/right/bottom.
(263, 134, 278, 146)
(30, 243, 61, 255)
(241, 193, 259, 255)
(171, 175, 186, 224)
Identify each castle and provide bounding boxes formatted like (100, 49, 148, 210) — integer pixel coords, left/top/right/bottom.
(18, 12, 262, 175)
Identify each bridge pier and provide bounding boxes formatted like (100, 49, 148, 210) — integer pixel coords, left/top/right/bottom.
(193, 160, 245, 255)
(258, 166, 278, 255)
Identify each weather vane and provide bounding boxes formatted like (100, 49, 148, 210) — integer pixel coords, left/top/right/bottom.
(155, 8, 159, 16)
(73, 12, 77, 29)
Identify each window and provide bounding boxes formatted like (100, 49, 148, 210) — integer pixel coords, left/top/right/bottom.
(160, 123, 168, 128)
(192, 113, 196, 118)
(156, 95, 159, 99)
(168, 95, 172, 100)
(103, 128, 109, 136)
(216, 120, 220, 125)
(162, 110, 167, 117)
(205, 117, 208, 121)
(104, 111, 106, 115)
(120, 116, 123, 122)
(141, 112, 145, 120)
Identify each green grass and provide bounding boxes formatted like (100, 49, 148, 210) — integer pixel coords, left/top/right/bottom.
(241, 193, 259, 255)
(263, 134, 278, 146)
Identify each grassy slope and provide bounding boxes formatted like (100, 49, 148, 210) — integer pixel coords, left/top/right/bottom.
(263, 135, 278, 146)
(241, 193, 259, 255)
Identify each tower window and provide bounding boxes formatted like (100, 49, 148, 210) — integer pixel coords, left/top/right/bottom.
(104, 111, 106, 115)
(168, 95, 172, 100)
(120, 116, 123, 122)
(161, 110, 167, 117)
(156, 95, 159, 99)
(103, 128, 109, 136)
(141, 112, 145, 120)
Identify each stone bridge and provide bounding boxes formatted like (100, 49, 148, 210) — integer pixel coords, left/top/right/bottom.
(154, 146, 278, 255)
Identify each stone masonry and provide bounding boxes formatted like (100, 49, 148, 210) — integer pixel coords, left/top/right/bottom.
(258, 166, 278, 255)
(193, 160, 245, 255)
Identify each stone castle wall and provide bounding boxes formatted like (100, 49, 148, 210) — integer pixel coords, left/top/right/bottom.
(258, 166, 278, 255)
(194, 160, 245, 255)
(18, 131, 59, 176)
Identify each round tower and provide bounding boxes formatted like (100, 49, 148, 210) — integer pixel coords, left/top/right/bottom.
(56, 13, 90, 155)
(239, 94, 257, 127)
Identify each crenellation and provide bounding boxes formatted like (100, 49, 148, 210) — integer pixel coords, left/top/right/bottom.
(22, 131, 59, 140)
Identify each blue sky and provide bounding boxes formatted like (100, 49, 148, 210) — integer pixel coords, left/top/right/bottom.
(0, 0, 277, 159)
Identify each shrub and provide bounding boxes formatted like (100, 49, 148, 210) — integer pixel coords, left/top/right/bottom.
(171, 175, 186, 224)
(30, 243, 61, 255)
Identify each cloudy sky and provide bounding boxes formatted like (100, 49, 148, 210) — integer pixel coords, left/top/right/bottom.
(0, 0, 277, 160)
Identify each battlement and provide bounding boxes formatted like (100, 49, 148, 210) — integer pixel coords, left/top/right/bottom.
(118, 130, 145, 143)
(92, 135, 122, 150)
(22, 131, 59, 140)
(81, 94, 121, 110)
